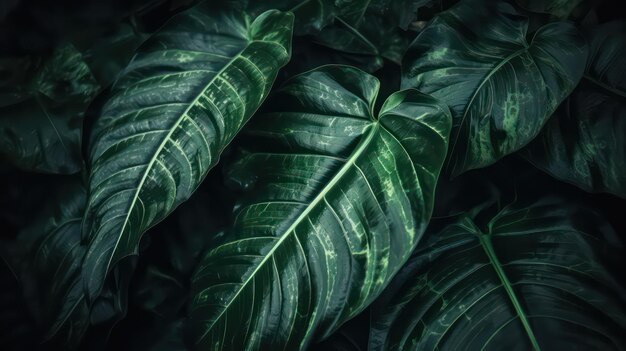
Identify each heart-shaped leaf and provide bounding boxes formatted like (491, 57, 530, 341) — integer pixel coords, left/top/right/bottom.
(188, 65, 451, 350)
(402, 0, 588, 176)
(369, 196, 626, 350)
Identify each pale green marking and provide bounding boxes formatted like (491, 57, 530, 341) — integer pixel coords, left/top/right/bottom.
(427, 47, 449, 61)
(502, 92, 521, 132)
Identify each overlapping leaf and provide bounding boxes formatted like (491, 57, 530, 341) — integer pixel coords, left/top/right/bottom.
(523, 21, 626, 198)
(369, 196, 626, 350)
(0, 44, 99, 173)
(188, 65, 451, 350)
(81, 4, 293, 302)
(402, 0, 588, 176)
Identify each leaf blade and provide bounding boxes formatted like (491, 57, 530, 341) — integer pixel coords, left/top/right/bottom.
(401, 0, 588, 175)
(369, 197, 626, 350)
(188, 65, 451, 350)
(82, 5, 294, 301)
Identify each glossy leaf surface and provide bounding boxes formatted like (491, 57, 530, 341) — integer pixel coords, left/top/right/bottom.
(369, 197, 626, 350)
(188, 65, 451, 350)
(402, 0, 588, 176)
(523, 21, 626, 198)
(81, 5, 294, 302)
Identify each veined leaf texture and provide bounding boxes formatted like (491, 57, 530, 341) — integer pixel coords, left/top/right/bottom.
(188, 65, 451, 350)
(81, 5, 294, 301)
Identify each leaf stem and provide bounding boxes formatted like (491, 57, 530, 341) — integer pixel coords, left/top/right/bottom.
(478, 233, 541, 351)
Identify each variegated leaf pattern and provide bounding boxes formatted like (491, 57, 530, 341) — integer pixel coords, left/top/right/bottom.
(401, 0, 588, 176)
(81, 5, 294, 301)
(369, 197, 626, 351)
(188, 65, 451, 350)
(523, 21, 626, 198)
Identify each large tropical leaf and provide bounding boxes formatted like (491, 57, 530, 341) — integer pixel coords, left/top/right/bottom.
(523, 21, 626, 198)
(81, 5, 293, 302)
(369, 196, 626, 350)
(187, 65, 451, 350)
(0, 44, 99, 173)
(402, 0, 588, 176)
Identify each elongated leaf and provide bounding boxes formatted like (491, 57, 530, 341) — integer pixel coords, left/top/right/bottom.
(402, 0, 588, 176)
(0, 44, 99, 173)
(188, 65, 451, 350)
(523, 21, 626, 198)
(81, 5, 293, 301)
(369, 196, 626, 350)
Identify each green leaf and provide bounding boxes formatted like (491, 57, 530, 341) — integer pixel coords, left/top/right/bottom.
(188, 65, 451, 350)
(81, 5, 293, 302)
(522, 21, 626, 198)
(401, 0, 588, 176)
(0, 44, 99, 173)
(369, 196, 626, 350)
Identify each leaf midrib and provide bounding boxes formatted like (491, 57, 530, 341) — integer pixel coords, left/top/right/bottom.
(477, 232, 541, 351)
(99, 28, 257, 283)
(447, 47, 528, 173)
(197, 122, 380, 340)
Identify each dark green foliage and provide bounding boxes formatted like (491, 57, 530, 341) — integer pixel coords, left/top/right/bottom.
(0, 1, 624, 350)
